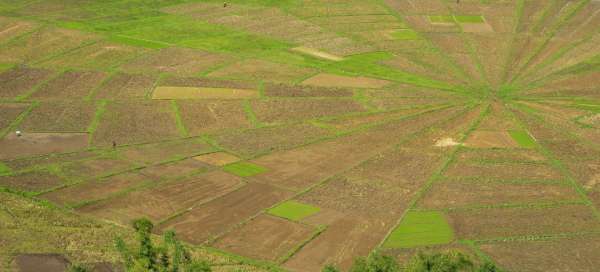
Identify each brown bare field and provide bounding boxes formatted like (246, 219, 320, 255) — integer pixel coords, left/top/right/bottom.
(139, 158, 209, 180)
(193, 152, 240, 166)
(0, 103, 29, 131)
(0, 17, 37, 43)
(78, 170, 245, 225)
(152, 86, 259, 100)
(444, 162, 563, 181)
(456, 149, 547, 163)
(121, 47, 231, 76)
(60, 157, 136, 180)
(464, 130, 519, 148)
(91, 101, 180, 147)
(1, 151, 98, 173)
(0, 67, 53, 99)
(447, 204, 600, 240)
(0, 133, 88, 160)
(213, 214, 315, 261)
(30, 70, 107, 99)
(479, 236, 600, 272)
(39, 172, 153, 206)
(117, 139, 216, 165)
(207, 59, 316, 83)
(19, 101, 96, 132)
(40, 42, 147, 70)
(302, 73, 391, 89)
(94, 72, 156, 99)
(250, 99, 365, 124)
(418, 180, 580, 209)
(176, 100, 250, 135)
(160, 76, 257, 90)
(0, 169, 63, 192)
(157, 182, 292, 244)
(264, 83, 353, 98)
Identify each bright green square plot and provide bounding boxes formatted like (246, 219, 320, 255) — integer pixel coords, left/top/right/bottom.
(429, 15, 455, 23)
(268, 200, 320, 221)
(383, 211, 454, 248)
(509, 130, 536, 148)
(393, 29, 421, 40)
(0, 162, 12, 175)
(222, 162, 267, 177)
(454, 15, 485, 23)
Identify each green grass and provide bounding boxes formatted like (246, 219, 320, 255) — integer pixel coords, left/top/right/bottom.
(509, 130, 537, 148)
(268, 200, 320, 221)
(454, 15, 485, 23)
(392, 29, 421, 40)
(0, 162, 11, 175)
(108, 35, 170, 49)
(429, 15, 455, 23)
(383, 211, 454, 248)
(223, 162, 267, 177)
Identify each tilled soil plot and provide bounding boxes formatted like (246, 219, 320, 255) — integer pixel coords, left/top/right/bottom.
(0, 17, 37, 43)
(455, 149, 547, 164)
(40, 42, 147, 71)
(264, 83, 353, 98)
(302, 73, 391, 89)
(0, 133, 89, 160)
(91, 101, 181, 147)
(19, 100, 96, 132)
(117, 138, 216, 166)
(0, 169, 63, 192)
(444, 162, 564, 181)
(212, 214, 315, 261)
(250, 99, 366, 124)
(78, 170, 245, 225)
(157, 182, 293, 244)
(0, 103, 29, 131)
(207, 59, 316, 83)
(60, 157, 136, 180)
(176, 100, 250, 135)
(94, 72, 156, 99)
(121, 47, 231, 76)
(447, 204, 600, 240)
(138, 158, 210, 180)
(1, 150, 98, 173)
(30, 70, 107, 100)
(478, 236, 600, 272)
(0, 67, 53, 99)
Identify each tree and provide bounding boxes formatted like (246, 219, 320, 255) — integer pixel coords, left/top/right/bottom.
(322, 264, 341, 272)
(115, 218, 211, 272)
(350, 252, 400, 272)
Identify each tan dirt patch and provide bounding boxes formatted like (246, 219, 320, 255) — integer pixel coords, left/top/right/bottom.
(464, 131, 519, 148)
(60, 157, 135, 180)
(77, 170, 244, 225)
(40, 172, 153, 207)
(30, 70, 107, 99)
(0, 103, 29, 131)
(447, 205, 600, 240)
(435, 137, 462, 147)
(13, 254, 70, 272)
(250, 99, 366, 124)
(157, 182, 292, 244)
(460, 22, 494, 32)
(0, 169, 63, 192)
(302, 73, 391, 89)
(176, 100, 250, 135)
(19, 101, 96, 132)
(121, 47, 231, 76)
(207, 59, 316, 83)
(291, 47, 344, 61)
(151, 86, 259, 100)
(193, 152, 240, 166)
(94, 73, 157, 99)
(479, 236, 600, 272)
(118, 139, 215, 166)
(139, 158, 209, 180)
(456, 149, 546, 163)
(444, 162, 563, 181)
(0, 67, 54, 99)
(212, 214, 315, 261)
(0, 133, 88, 160)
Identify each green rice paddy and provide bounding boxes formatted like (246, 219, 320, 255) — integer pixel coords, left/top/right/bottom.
(222, 162, 268, 177)
(383, 211, 454, 248)
(509, 130, 537, 148)
(268, 200, 321, 221)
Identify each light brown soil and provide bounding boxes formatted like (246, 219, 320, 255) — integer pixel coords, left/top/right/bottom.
(139, 158, 209, 180)
(117, 139, 216, 165)
(207, 58, 316, 83)
(40, 172, 153, 207)
(2, 151, 98, 173)
(212, 214, 315, 261)
(418, 180, 580, 209)
(456, 149, 547, 163)
(159, 76, 256, 90)
(0, 169, 63, 192)
(291, 47, 344, 61)
(464, 130, 519, 148)
(479, 236, 600, 272)
(283, 216, 388, 272)
(94, 73, 156, 99)
(0, 18, 37, 43)
(60, 157, 135, 180)
(157, 182, 292, 244)
(0, 103, 29, 131)
(461, 22, 494, 33)
(447, 205, 600, 240)
(78, 170, 245, 225)
(264, 83, 353, 98)
(0, 133, 89, 160)
(41, 42, 147, 71)
(250, 99, 366, 124)
(444, 162, 564, 181)
(31, 70, 107, 99)
(302, 73, 391, 89)
(151, 86, 259, 100)
(176, 100, 250, 135)
(0, 67, 53, 99)
(193, 152, 240, 166)
(13, 254, 70, 272)
(20, 101, 96, 132)
(121, 47, 231, 76)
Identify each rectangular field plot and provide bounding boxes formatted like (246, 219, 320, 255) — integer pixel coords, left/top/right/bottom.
(93, 73, 156, 99)
(478, 236, 600, 272)
(212, 214, 315, 261)
(383, 211, 454, 248)
(250, 99, 366, 124)
(40, 42, 148, 70)
(152, 86, 259, 100)
(417, 180, 580, 210)
(447, 205, 600, 240)
(302, 73, 391, 89)
(444, 162, 563, 181)
(0, 132, 89, 160)
(508, 130, 537, 148)
(0, 67, 53, 99)
(0, 169, 63, 192)
(0, 103, 29, 131)
(193, 152, 240, 167)
(0, 17, 37, 44)
(121, 47, 231, 76)
(222, 162, 267, 177)
(30, 70, 107, 100)
(464, 130, 519, 148)
(118, 138, 216, 165)
(77, 171, 244, 225)
(206, 59, 316, 83)
(157, 182, 292, 244)
(60, 157, 137, 180)
(91, 101, 181, 147)
(264, 83, 353, 98)
(39, 172, 152, 207)
(19, 101, 96, 132)
(176, 100, 250, 135)
(139, 158, 209, 180)
(456, 148, 547, 164)
(268, 200, 320, 221)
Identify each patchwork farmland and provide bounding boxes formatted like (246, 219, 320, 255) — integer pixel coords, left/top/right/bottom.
(0, 0, 599, 271)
